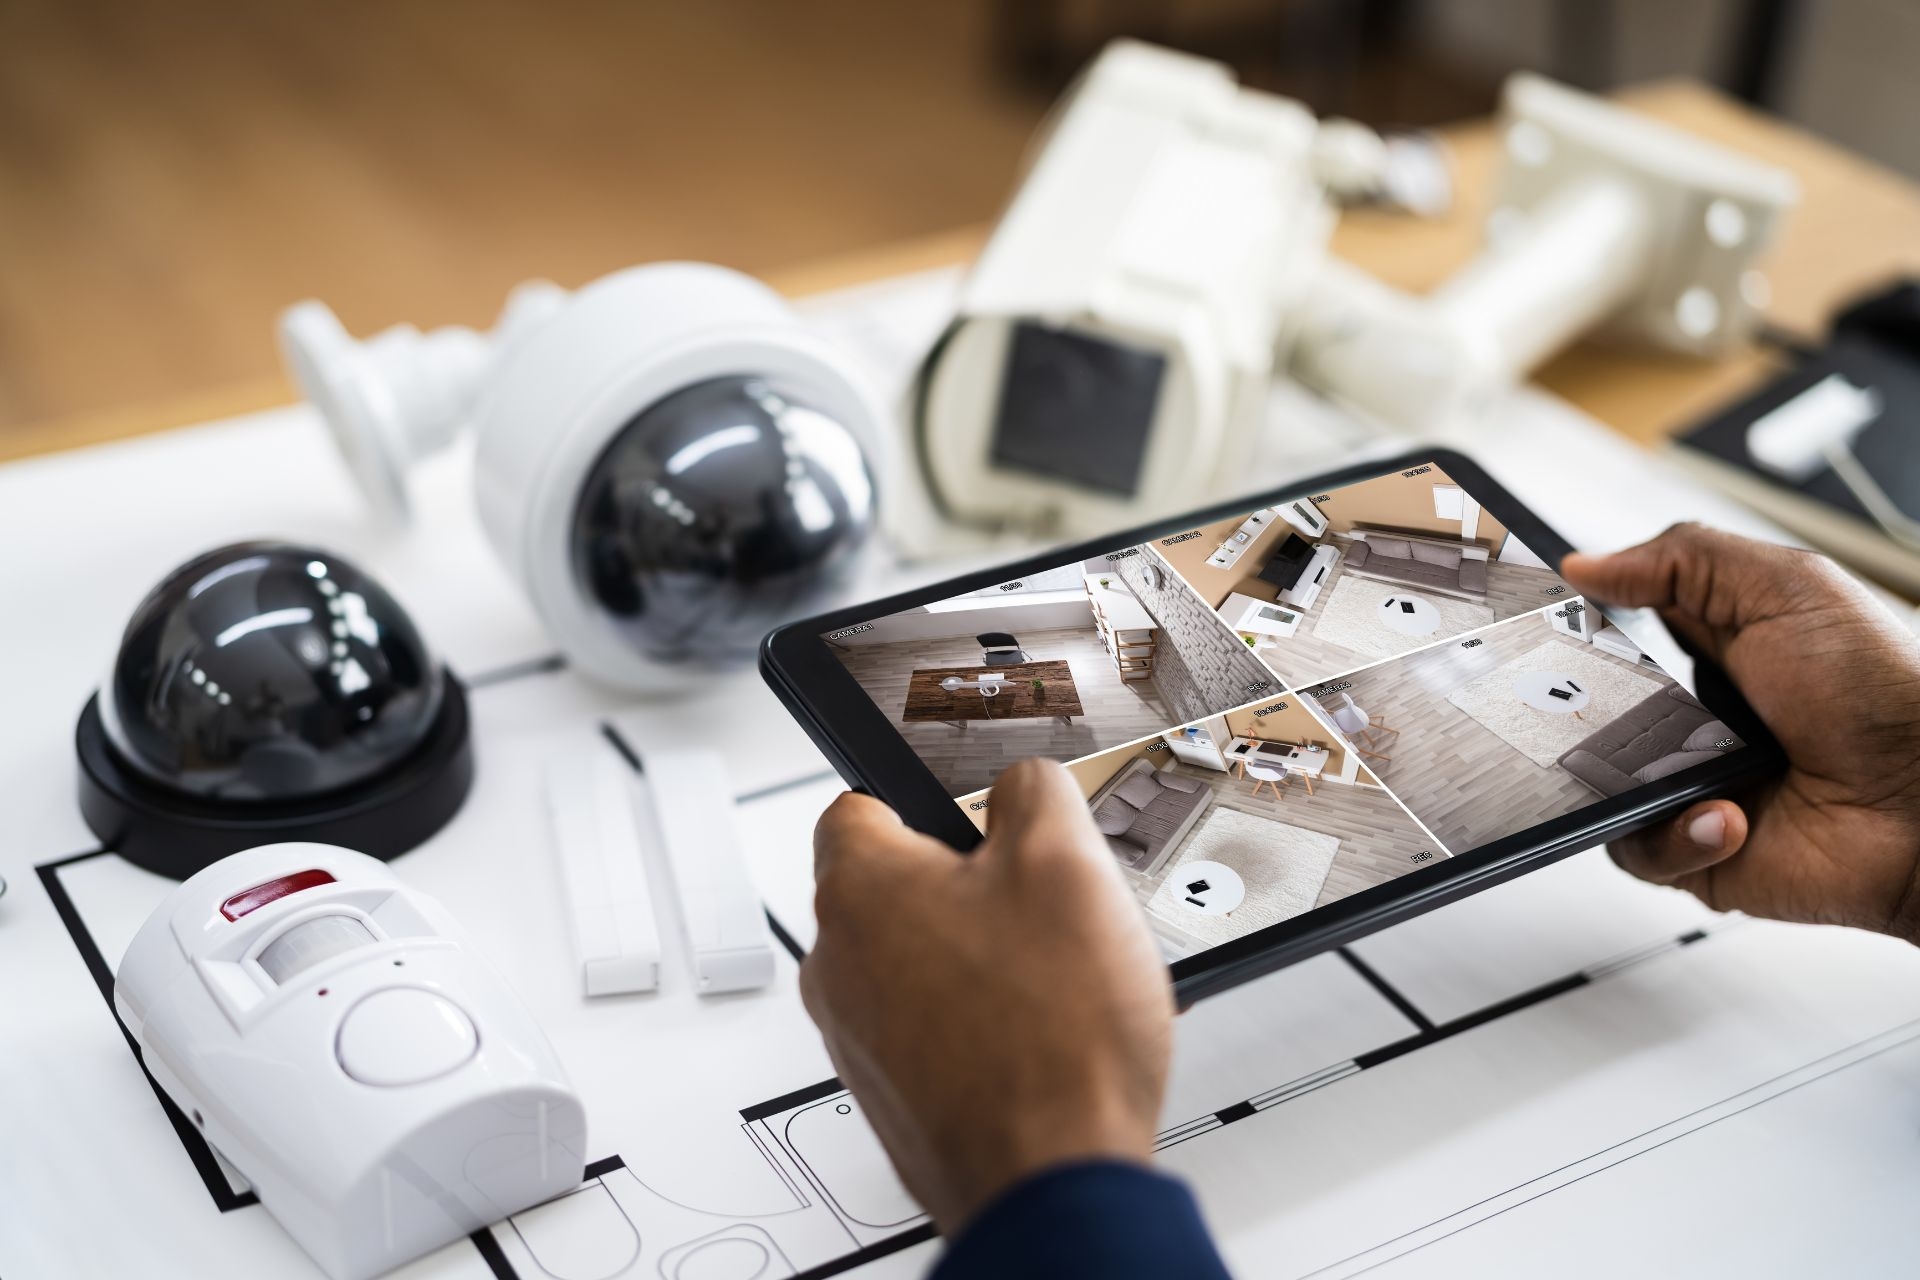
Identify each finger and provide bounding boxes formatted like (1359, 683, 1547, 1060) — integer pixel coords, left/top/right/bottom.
(1607, 799, 1749, 891)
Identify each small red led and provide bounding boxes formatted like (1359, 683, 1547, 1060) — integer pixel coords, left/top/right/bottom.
(219, 869, 337, 921)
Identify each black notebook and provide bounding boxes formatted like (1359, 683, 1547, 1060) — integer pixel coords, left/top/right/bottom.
(1671, 281, 1920, 595)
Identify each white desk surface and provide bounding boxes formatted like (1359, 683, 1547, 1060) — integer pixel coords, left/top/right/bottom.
(1227, 738, 1330, 777)
(5, 267, 1920, 1279)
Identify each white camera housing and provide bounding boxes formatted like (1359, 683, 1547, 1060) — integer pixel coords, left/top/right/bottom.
(114, 843, 586, 1280)
(904, 42, 1798, 546)
(900, 41, 1336, 550)
(284, 263, 886, 691)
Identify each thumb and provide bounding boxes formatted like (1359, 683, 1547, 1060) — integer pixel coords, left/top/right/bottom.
(1557, 523, 1734, 612)
(981, 758, 1106, 867)
(1560, 523, 1820, 641)
(813, 790, 946, 885)
(1607, 799, 1749, 900)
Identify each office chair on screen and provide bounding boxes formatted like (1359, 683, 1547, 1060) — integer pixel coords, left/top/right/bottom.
(978, 632, 1031, 665)
(1246, 763, 1292, 801)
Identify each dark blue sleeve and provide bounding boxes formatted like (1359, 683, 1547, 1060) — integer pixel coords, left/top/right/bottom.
(930, 1160, 1232, 1280)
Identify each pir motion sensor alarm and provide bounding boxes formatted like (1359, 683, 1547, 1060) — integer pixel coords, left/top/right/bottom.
(281, 262, 885, 694)
(115, 843, 586, 1280)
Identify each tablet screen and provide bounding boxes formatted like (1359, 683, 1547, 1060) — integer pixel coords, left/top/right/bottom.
(822, 461, 1746, 960)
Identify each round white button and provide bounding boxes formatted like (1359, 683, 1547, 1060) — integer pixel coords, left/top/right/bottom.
(336, 988, 477, 1086)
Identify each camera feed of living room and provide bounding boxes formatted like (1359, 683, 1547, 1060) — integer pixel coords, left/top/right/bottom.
(1149, 462, 1575, 689)
(828, 551, 1284, 797)
(956, 694, 1448, 958)
(1299, 597, 1748, 854)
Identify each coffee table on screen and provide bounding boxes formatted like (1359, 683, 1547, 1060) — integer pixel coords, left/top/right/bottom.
(1377, 593, 1442, 637)
(1512, 670, 1593, 720)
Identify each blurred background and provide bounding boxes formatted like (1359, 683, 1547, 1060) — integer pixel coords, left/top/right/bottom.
(2, 0, 1916, 458)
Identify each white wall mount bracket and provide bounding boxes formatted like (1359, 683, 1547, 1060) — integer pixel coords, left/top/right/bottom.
(1293, 73, 1798, 438)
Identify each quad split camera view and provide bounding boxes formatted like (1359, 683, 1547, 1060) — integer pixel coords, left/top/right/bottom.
(827, 463, 1747, 960)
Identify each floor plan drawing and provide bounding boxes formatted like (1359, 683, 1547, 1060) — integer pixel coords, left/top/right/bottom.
(39, 650, 1920, 1279)
(12, 266, 1920, 1280)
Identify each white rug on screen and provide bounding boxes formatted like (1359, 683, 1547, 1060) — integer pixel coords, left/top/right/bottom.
(1148, 808, 1339, 948)
(1446, 639, 1666, 767)
(1307, 575, 1494, 664)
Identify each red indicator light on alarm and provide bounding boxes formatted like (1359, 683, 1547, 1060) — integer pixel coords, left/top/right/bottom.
(220, 869, 337, 921)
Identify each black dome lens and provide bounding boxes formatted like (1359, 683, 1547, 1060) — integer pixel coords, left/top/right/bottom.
(98, 543, 445, 801)
(569, 374, 875, 665)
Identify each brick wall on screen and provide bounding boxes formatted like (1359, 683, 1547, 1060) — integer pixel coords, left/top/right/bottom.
(1116, 548, 1280, 722)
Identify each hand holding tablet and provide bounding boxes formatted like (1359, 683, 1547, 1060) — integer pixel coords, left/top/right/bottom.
(765, 451, 1788, 1001)
(1563, 525, 1920, 942)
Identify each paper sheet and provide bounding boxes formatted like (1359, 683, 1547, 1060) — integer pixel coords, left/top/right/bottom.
(3, 267, 1918, 1279)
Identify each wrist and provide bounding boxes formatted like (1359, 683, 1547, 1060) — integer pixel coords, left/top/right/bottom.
(930, 1085, 1157, 1232)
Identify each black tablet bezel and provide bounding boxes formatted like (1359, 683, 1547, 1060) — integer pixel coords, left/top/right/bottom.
(761, 448, 1785, 1005)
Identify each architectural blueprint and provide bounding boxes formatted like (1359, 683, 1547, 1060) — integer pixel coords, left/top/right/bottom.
(4, 268, 1919, 1279)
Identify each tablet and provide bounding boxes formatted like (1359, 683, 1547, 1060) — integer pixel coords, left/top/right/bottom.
(761, 450, 1783, 1003)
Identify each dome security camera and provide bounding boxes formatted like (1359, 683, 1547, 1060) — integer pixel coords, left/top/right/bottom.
(281, 263, 884, 692)
(75, 542, 474, 879)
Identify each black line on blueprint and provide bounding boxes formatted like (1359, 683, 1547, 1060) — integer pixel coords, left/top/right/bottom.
(601, 721, 813, 963)
(790, 1223, 939, 1279)
(1159, 925, 1722, 1152)
(35, 850, 260, 1213)
(599, 721, 644, 773)
(583, 1154, 627, 1180)
(34, 849, 115, 997)
(782, 1100, 925, 1246)
(1318, 1019, 1920, 1279)
(471, 1155, 629, 1280)
(766, 909, 808, 963)
(735, 768, 840, 806)
(470, 1226, 517, 1280)
(1337, 947, 1437, 1033)
(1155, 1123, 1225, 1153)
(744, 1122, 812, 1206)
(1355, 973, 1589, 1071)
(33, 845, 113, 874)
(739, 1077, 845, 1124)
(464, 652, 567, 690)
(1214, 1101, 1258, 1126)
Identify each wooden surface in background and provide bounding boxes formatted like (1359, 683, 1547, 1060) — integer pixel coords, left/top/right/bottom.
(0, 0, 1042, 455)
(2, 14, 1917, 463)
